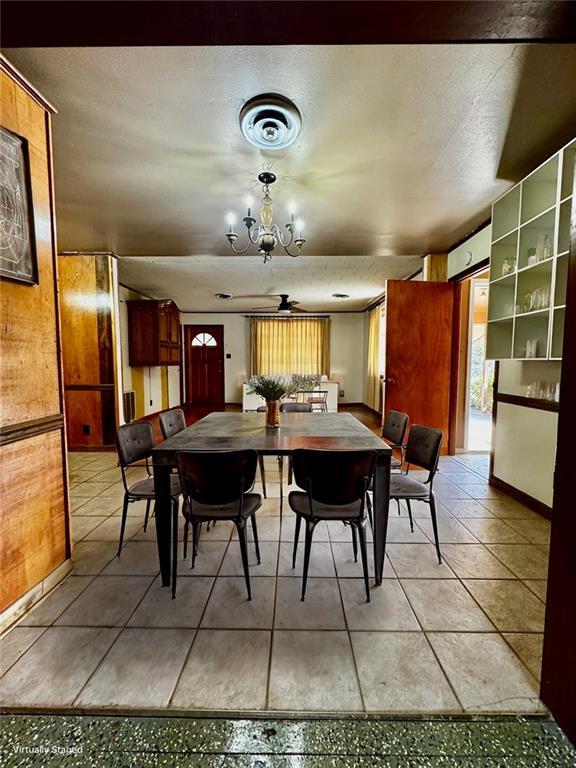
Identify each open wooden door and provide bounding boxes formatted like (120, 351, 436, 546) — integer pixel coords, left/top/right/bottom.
(384, 280, 454, 452)
(184, 325, 225, 405)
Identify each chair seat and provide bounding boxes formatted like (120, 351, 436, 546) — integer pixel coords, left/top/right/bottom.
(368, 456, 401, 491)
(288, 491, 363, 520)
(389, 474, 430, 500)
(128, 475, 181, 499)
(185, 492, 262, 520)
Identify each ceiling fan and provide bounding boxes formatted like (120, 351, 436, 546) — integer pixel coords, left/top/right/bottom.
(215, 293, 307, 314)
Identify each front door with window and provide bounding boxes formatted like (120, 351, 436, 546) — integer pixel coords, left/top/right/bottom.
(184, 325, 225, 405)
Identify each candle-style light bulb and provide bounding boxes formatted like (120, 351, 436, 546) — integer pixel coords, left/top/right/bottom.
(287, 202, 296, 223)
(245, 196, 254, 218)
(295, 218, 304, 238)
(226, 212, 237, 233)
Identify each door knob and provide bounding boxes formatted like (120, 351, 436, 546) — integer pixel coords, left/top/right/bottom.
(383, 377, 396, 385)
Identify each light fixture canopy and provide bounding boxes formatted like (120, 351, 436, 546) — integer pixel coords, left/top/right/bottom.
(225, 171, 305, 262)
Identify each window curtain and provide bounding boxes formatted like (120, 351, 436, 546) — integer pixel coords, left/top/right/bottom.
(250, 317, 330, 376)
(366, 306, 381, 412)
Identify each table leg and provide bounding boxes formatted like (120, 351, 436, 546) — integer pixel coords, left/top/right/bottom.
(372, 454, 391, 585)
(153, 463, 172, 587)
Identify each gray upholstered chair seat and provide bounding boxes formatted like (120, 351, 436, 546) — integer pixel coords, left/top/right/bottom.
(128, 475, 182, 498)
(185, 492, 261, 520)
(288, 490, 363, 520)
(389, 474, 430, 499)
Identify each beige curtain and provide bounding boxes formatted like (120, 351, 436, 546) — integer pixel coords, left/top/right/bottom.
(366, 306, 381, 412)
(250, 317, 330, 376)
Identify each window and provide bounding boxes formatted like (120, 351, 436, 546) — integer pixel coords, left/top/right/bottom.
(191, 333, 217, 347)
(250, 317, 330, 375)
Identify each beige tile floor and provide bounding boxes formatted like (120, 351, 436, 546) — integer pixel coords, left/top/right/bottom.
(0, 451, 550, 714)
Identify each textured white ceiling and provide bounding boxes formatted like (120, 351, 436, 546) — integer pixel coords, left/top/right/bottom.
(4, 43, 576, 311)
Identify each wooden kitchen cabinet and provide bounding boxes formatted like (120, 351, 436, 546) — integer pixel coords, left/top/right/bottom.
(127, 299, 181, 366)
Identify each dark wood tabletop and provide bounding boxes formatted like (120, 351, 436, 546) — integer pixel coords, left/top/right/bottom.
(152, 411, 392, 462)
(152, 410, 392, 592)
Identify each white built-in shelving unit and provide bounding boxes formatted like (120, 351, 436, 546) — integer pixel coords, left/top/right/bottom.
(486, 138, 574, 361)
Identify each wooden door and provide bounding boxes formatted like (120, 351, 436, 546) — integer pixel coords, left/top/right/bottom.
(184, 325, 225, 405)
(384, 280, 454, 452)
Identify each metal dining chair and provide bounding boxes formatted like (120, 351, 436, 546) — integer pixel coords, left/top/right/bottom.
(159, 407, 197, 556)
(176, 449, 262, 600)
(115, 422, 181, 559)
(366, 409, 409, 525)
(159, 407, 186, 440)
(388, 425, 444, 563)
(289, 449, 376, 602)
(306, 390, 329, 412)
(280, 402, 313, 487)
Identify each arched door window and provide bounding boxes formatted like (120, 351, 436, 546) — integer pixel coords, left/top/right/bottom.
(191, 332, 217, 347)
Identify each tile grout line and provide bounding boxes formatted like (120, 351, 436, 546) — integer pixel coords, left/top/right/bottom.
(264, 491, 283, 711)
(393, 575, 466, 713)
(329, 530, 368, 714)
(166, 524, 233, 708)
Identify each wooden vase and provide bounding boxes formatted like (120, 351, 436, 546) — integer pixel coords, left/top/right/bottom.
(265, 400, 281, 429)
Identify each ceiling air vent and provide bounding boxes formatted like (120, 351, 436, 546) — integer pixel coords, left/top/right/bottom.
(240, 94, 302, 150)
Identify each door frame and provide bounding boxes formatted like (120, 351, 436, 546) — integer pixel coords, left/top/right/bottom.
(183, 324, 225, 405)
(540, 158, 576, 743)
(448, 260, 489, 454)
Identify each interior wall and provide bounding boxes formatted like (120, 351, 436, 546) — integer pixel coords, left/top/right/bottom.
(0, 60, 70, 621)
(118, 285, 181, 419)
(180, 313, 366, 404)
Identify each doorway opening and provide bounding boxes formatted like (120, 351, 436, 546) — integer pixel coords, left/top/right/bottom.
(466, 275, 494, 451)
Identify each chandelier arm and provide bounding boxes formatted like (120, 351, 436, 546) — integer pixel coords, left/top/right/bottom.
(228, 238, 253, 255)
(276, 226, 294, 248)
(281, 242, 303, 258)
(248, 225, 262, 245)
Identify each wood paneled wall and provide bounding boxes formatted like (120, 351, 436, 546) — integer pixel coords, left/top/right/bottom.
(0, 58, 70, 615)
(59, 253, 120, 448)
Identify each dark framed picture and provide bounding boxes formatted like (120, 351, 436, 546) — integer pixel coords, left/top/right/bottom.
(0, 125, 38, 285)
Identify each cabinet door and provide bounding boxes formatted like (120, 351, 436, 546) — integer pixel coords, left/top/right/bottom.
(169, 311, 180, 344)
(384, 280, 454, 451)
(158, 307, 170, 345)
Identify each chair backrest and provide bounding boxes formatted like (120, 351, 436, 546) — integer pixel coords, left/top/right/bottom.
(307, 390, 328, 401)
(116, 421, 155, 468)
(404, 425, 443, 479)
(176, 450, 258, 506)
(291, 449, 376, 507)
(382, 410, 408, 447)
(159, 408, 186, 440)
(280, 402, 313, 413)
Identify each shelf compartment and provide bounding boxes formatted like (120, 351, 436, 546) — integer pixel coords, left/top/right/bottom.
(554, 253, 568, 307)
(513, 312, 550, 359)
(518, 209, 555, 269)
(558, 197, 572, 256)
(561, 139, 576, 200)
(520, 155, 558, 224)
(551, 307, 565, 359)
(489, 231, 518, 282)
(486, 318, 514, 360)
(515, 260, 553, 315)
(487, 274, 516, 321)
(492, 186, 520, 242)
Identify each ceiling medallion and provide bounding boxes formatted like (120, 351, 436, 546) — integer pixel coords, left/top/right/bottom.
(225, 171, 305, 262)
(239, 94, 302, 150)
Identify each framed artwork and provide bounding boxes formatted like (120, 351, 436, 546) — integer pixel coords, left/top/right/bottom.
(0, 125, 38, 284)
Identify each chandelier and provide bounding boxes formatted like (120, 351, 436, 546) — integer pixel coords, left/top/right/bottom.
(225, 172, 305, 262)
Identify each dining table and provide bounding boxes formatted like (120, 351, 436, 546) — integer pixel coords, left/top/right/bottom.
(152, 411, 392, 590)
